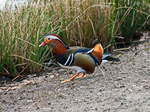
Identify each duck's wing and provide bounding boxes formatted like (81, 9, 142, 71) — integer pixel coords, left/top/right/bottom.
(58, 53, 95, 77)
(55, 46, 91, 66)
(73, 53, 96, 73)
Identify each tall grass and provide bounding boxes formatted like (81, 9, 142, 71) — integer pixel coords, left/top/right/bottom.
(0, 0, 149, 76)
(109, 0, 150, 42)
(0, 2, 58, 75)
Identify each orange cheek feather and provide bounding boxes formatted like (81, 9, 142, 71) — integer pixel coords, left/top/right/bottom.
(47, 39, 67, 55)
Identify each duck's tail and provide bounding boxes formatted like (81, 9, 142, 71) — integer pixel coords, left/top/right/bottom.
(102, 53, 120, 63)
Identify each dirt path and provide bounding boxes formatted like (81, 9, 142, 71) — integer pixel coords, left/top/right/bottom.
(0, 36, 150, 112)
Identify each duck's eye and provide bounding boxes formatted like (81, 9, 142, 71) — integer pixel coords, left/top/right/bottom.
(48, 38, 51, 40)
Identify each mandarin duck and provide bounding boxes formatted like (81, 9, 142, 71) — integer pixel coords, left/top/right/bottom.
(39, 34, 116, 83)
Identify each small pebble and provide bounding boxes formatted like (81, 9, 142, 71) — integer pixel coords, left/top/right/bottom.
(50, 75, 54, 79)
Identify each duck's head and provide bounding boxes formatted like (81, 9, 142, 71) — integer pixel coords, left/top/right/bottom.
(39, 34, 69, 55)
(39, 34, 62, 47)
(39, 34, 69, 48)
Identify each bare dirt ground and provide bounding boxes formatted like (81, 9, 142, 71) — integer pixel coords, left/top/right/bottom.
(0, 34, 150, 112)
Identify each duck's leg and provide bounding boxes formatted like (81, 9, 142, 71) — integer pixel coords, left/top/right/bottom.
(61, 73, 79, 83)
(76, 73, 87, 79)
(61, 73, 87, 83)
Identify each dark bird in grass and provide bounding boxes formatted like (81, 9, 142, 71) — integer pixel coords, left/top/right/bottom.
(39, 34, 118, 83)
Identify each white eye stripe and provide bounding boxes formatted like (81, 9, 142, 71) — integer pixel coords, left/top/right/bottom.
(46, 35, 59, 40)
(46, 35, 68, 48)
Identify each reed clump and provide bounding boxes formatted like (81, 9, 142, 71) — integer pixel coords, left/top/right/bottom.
(109, 0, 149, 42)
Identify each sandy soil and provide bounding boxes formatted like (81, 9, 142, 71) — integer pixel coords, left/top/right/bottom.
(0, 34, 150, 112)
